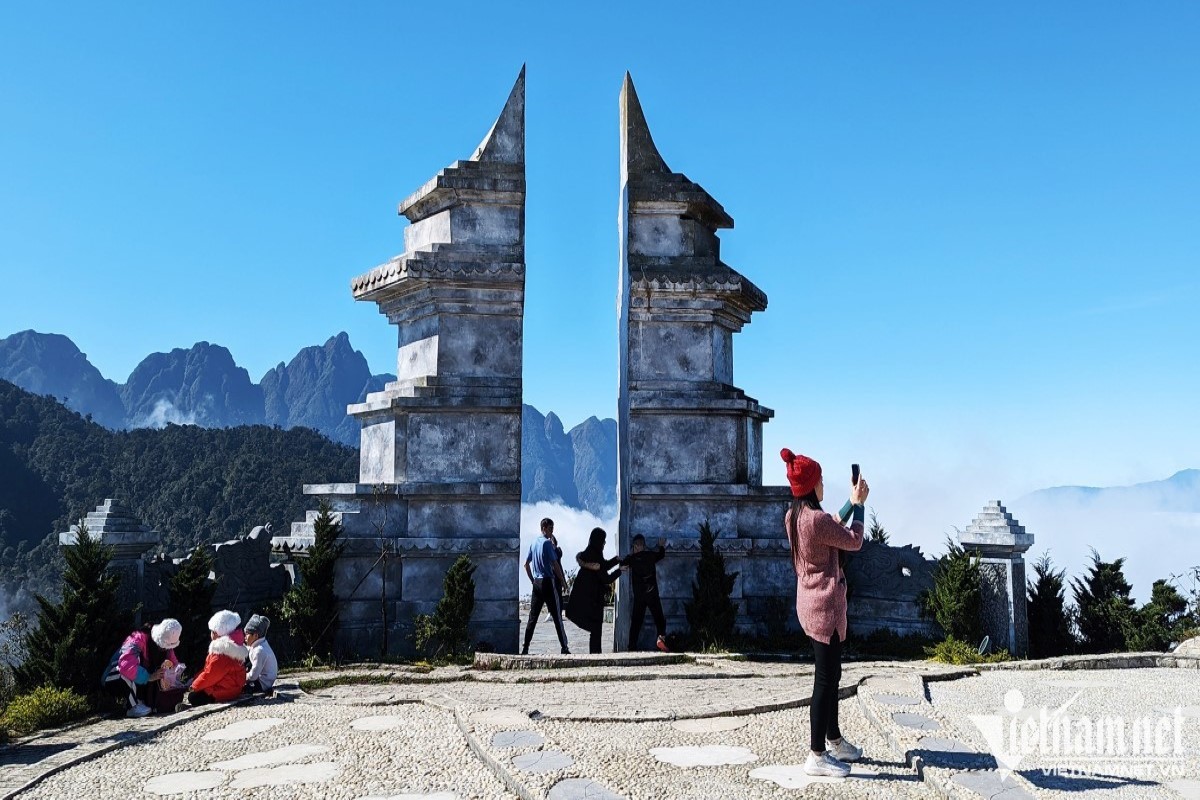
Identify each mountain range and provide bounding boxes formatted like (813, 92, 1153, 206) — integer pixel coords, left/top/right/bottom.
(0, 330, 616, 515)
(1020, 470, 1200, 513)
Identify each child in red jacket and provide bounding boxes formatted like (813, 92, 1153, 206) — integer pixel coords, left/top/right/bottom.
(180, 610, 248, 707)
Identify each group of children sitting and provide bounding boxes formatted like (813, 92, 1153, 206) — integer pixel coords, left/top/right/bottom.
(101, 610, 278, 718)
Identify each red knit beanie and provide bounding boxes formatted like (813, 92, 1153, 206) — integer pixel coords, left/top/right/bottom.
(780, 448, 821, 498)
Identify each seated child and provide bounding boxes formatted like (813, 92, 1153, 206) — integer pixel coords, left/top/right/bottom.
(621, 534, 670, 652)
(178, 610, 248, 708)
(102, 618, 183, 718)
(242, 614, 278, 695)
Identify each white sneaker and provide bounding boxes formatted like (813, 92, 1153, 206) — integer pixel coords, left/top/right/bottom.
(826, 736, 863, 762)
(126, 702, 152, 718)
(804, 750, 850, 778)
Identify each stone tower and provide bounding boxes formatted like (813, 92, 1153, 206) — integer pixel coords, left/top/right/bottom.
(960, 501, 1034, 657)
(60, 499, 161, 625)
(616, 75, 793, 649)
(283, 68, 526, 656)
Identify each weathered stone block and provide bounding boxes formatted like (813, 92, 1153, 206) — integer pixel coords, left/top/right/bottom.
(628, 322, 730, 382)
(630, 415, 744, 484)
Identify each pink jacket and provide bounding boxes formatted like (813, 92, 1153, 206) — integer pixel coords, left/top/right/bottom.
(785, 505, 864, 644)
(106, 630, 178, 685)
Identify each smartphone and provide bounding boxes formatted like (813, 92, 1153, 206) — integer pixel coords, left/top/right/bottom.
(851, 463, 860, 487)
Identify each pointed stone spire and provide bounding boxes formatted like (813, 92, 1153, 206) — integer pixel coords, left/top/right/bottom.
(472, 65, 525, 165)
(621, 73, 669, 176)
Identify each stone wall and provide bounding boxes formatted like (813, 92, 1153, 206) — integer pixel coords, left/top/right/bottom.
(62, 500, 291, 628)
(141, 525, 291, 626)
(844, 541, 939, 639)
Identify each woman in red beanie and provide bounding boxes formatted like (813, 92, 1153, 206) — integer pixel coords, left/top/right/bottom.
(781, 448, 869, 778)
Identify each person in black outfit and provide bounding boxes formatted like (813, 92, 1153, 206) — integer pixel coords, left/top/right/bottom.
(621, 534, 669, 652)
(565, 528, 621, 654)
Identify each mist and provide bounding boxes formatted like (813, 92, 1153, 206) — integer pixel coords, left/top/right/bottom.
(518, 502, 619, 597)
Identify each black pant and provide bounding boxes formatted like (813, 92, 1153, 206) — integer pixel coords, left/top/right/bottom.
(104, 676, 154, 710)
(810, 630, 843, 753)
(185, 689, 217, 707)
(588, 626, 603, 654)
(628, 591, 666, 650)
(524, 578, 569, 652)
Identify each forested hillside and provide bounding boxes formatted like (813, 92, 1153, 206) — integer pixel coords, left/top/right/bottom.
(0, 380, 357, 609)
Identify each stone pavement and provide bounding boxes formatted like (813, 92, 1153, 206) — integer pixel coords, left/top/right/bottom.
(3, 653, 1199, 799)
(519, 604, 617, 656)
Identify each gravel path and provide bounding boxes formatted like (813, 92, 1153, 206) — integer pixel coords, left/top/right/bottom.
(463, 692, 940, 799)
(20, 699, 516, 800)
(13, 659, 1198, 799)
(927, 668, 1200, 799)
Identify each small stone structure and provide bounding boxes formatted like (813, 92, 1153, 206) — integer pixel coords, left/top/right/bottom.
(60, 499, 160, 624)
(614, 75, 793, 648)
(958, 501, 1033, 657)
(60, 499, 290, 626)
(278, 68, 527, 655)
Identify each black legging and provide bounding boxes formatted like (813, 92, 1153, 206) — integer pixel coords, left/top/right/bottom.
(628, 591, 666, 650)
(810, 630, 843, 753)
(523, 577, 570, 652)
(104, 675, 159, 711)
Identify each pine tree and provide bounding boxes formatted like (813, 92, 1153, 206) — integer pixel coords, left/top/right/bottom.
(684, 520, 738, 649)
(1071, 549, 1136, 654)
(1129, 579, 1194, 652)
(1026, 551, 1075, 657)
(919, 536, 983, 643)
(414, 555, 477, 660)
(280, 501, 344, 657)
(867, 509, 890, 545)
(14, 521, 127, 697)
(168, 545, 215, 667)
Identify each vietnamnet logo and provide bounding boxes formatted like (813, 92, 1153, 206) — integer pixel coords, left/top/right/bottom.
(969, 689, 1187, 779)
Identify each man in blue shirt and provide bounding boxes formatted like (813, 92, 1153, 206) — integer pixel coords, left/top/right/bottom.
(522, 517, 571, 655)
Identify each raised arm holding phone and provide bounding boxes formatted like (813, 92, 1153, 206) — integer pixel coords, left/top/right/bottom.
(781, 448, 870, 778)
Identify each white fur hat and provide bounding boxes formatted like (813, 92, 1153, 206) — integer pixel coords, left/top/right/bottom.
(151, 618, 182, 650)
(208, 609, 241, 637)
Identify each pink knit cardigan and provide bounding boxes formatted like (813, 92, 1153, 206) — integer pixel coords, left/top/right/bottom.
(785, 505, 864, 644)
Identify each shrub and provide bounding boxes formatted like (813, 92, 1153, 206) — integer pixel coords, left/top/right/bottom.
(15, 521, 127, 697)
(684, 520, 738, 650)
(1027, 551, 1076, 658)
(925, 636, 1011, 665)
(867, 509, 890, 544)
(1, 685, 91, 737)
(168, 545, 216, 667)
(280, 501, 345, 658)
(413, 555, 477, 662)
(1129, 579, 1196, 652)
(919, 536, 982, 644)
(1072, 549, 1136, 654)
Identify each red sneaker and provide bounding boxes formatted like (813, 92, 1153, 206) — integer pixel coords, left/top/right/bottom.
(656, 636, 670, 653)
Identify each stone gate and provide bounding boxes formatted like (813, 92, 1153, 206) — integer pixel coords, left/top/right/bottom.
(270, 68, 1031, 657)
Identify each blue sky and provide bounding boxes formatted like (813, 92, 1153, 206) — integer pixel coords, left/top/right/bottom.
(2, 3, 1198, 574)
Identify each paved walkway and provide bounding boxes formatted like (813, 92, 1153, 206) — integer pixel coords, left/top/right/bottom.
(3, 652, 1198, 799)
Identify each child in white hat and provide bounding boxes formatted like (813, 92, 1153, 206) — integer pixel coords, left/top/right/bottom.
(179, 610, 248, 707)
